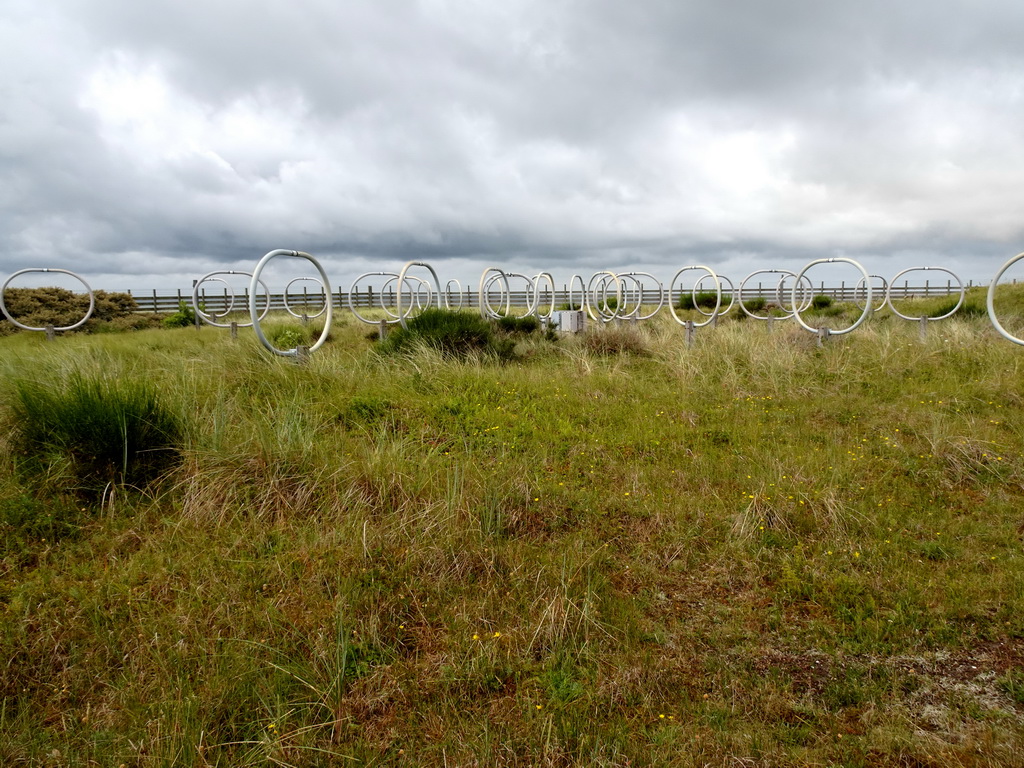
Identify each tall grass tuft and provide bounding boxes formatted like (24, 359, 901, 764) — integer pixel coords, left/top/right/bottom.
(10, 371, 184, 497)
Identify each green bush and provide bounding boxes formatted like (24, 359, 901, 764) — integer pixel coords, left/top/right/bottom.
(10, 372, 184, 497)
(678, 291, 721, 311)
(811, 294, 834, 310)
(744, 297, 767, 312)
(263, 322, 314, 349)
(163, 301, 197, 328)
(378, 308, 514, 361)
(494, 314, 541, 335)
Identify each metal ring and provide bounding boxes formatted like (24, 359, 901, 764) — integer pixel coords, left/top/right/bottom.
(532, 272, 557, 320)
(249, 250, 334, 357)
(445, 280, 464, 310)
(479, 267, 511, 319)
(0, 268, 95, 332)
(193, 271, 270, 328)
(854, 275, 888, 312)
(396, 261, 442, 329)
(885, 267, 965, 321)
(739, 269, 797, 320)
(283, 276, 328, 319)
(567, 275, 585, 312)
(348, 271, 400, 325)
(694, 274, 735, 316)
(988, 253, 1024, 345)
(586, 271, 622, 322)
(792, 258, 872, 336)
(776, 272, 814, 314)
(196, 277, 235, 319)
(669, 266, 720, 328)
(616, 271, 664, 321)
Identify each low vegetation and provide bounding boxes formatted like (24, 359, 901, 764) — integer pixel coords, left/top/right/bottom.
(1, 286, 1024, 765)
(0, 286, 153, 335)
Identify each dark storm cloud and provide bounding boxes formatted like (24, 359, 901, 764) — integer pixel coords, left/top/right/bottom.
(2, 0, 1024, 291)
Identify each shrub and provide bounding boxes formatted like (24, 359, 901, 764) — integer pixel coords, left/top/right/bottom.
(744, 297, 767, 312)
(678, 291, 720, 311)
(0, 287, 138, 333)
(378, 308, 514, 361)
(10, 372, 184, 497)
(811, 294, 834, 310)
(263, 322, 314, 349)
(494, 314, 541, 335)
(163, 301, 197, 328)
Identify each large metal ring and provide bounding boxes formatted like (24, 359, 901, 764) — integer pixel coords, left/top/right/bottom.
(396, 261, 442, 329)
(249, 250, 333, 357)
(988, 253, 1024, 345)
(885, 267, 965, 321)
(792, 258, 872, 336)
(0, 268, 95, 332)
(479, 267, 511, 319)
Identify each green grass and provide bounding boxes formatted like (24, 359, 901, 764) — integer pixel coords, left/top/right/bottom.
(3, 299, 1024, 766)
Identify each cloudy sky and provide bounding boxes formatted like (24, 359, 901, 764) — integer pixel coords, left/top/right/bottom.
(3, 0, 1024, 295)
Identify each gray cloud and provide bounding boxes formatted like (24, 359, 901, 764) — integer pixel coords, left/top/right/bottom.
(3, 0, 1024, 294)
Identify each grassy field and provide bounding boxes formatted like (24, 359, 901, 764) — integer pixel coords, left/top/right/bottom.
(3, 288, 1024, 767)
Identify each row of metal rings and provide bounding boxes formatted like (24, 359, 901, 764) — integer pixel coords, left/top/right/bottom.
(6, 253, 1024, 349)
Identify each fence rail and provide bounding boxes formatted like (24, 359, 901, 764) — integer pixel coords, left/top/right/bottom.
(129, 280, 981, 314)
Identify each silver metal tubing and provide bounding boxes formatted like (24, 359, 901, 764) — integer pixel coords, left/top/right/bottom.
(478, 267, 511, 319)
(0, 268, 95, 332)
(283, 276, 328, 319)
(739, 269, 797, 320)
(792, 257, 872, 336)
(885, 267, 965, 321)
(988, 253, 1024, 345)
(396, 261, 442, 329)
(249, 250, 333, 357)
(669, 266, 720, 328)
(694, 273, 735, 316)
(586, 271, 622, 323)
(193, 270, 270, 328)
